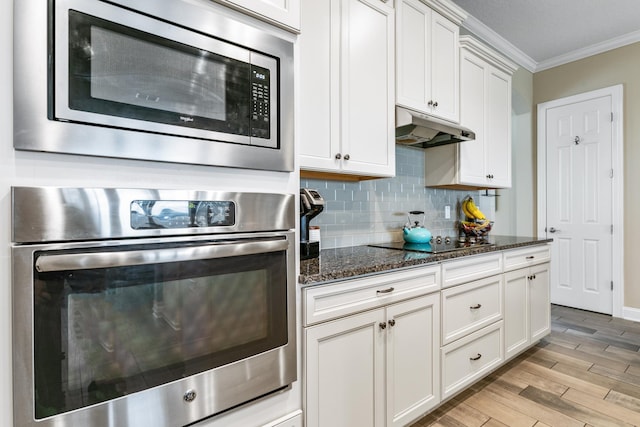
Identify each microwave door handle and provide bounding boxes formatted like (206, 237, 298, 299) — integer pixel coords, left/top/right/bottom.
(34, 238, 289, 273)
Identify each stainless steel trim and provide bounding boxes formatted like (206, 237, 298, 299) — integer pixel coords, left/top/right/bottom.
(35, 238, 288, 272)
(12, 187, 295, 243)
(14, 0, 294, 171)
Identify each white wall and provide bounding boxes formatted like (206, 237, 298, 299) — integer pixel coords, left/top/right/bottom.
(1, 1, 301, 425)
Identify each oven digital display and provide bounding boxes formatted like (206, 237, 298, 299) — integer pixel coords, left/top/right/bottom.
(130, 200, 236, 229)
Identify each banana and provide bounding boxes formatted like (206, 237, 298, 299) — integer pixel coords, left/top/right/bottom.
(461, 198, 475, 220)
(465, 197, 486, 220)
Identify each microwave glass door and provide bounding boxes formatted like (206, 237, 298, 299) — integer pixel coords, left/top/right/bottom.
(57, 5, 277, 147)
(32, 240, 288, 419)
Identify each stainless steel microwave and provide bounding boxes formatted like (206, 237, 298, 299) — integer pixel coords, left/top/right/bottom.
(14, 0, 294, 172)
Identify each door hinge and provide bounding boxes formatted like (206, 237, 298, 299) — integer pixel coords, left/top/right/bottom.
(611, 281, 614, 291)
(611, 224, 614, 234)
(611, 112, 614, 122)
(610, 169, 614, 178)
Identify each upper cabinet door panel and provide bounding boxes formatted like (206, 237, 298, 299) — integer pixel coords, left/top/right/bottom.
(396, 0, 460, 123)
(485, 67, 512, 188)
(298, 0, 336, 168)
(341, 0, 395, 173)
(458, 51, 487, 184)
(397, 0, 429, 108)
(429, 13, 459, 122)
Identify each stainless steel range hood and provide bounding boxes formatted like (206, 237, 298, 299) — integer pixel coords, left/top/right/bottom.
(395, 106, 475, 148)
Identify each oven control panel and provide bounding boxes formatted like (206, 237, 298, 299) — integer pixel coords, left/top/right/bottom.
(130, 199, 236, 229)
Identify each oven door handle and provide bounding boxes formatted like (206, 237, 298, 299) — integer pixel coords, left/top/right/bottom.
(35, 238, 289, 272)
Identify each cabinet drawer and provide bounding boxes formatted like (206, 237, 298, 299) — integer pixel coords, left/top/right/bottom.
(303, 265, 441, 326)
(441, 321, 504, 399)
(441, 252, 502, 288)
(503, 245, 551, 272)
(441, 274, 503, 345)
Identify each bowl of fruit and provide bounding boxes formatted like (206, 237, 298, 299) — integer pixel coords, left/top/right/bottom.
(460, 196, 493, 238)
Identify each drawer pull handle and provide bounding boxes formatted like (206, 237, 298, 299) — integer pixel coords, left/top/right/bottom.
(470, 353, 482, 361)
(526, 256, 535, 260)
(470, 304, 482, 310)
(376, 287, 395, 295)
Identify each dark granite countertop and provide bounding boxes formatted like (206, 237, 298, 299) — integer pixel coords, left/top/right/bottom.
(299, 235, 552, 286)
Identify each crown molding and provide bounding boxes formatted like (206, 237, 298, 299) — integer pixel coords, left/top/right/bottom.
(461, 14, 640, 73)
(460, 15, 537, 72)
(459, 35, 519, 74)
(421, 0, 468, 25)
(535, 29, 640, 71)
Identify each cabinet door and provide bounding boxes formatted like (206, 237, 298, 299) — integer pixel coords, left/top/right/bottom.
(386, 294, 440, 427)
(396, 0, 429, 111)
(214, 0, 300, 30)
(305, 309, 386, 427)
(530, 262, 551, 342)
(484, 66, 512, 188)
(504, 269, 529, 360)
(396, 0, 459, 122)
(429, 12, 459, 122)
(458, 50, 488, 186)
(298, 0, 341, 172)
(340, 0, 395, 176)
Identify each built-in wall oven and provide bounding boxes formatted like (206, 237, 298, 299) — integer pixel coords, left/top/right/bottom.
(11, 187, 296, 427)
(13, 0, 294, 172)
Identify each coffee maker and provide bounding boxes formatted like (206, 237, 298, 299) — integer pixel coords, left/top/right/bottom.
(300, 188, 324, 260)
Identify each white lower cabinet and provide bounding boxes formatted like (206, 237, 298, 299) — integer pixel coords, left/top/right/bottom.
(303, 244, 551, 426)
(441, 321, 504, 399)
(304, 293, 440, 427)
(504, 262, 551, 360)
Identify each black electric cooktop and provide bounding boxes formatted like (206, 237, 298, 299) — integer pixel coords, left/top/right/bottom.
(369, 238, 495, 254)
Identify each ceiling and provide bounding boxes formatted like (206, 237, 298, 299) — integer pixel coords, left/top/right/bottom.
(448, 0, 640, 72)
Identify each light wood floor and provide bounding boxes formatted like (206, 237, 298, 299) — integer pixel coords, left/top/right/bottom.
(410, 304, 640, 427)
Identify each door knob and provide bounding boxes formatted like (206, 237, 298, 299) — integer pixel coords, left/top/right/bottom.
(549, 227, 559, 233)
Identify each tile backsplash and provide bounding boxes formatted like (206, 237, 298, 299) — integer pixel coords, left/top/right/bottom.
(301, 145, 478, 249)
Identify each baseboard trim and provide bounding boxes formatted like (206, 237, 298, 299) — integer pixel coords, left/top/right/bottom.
(622, 306, 640, 323)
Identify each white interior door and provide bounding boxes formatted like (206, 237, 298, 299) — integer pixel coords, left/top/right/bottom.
(544, 95, 613, 314)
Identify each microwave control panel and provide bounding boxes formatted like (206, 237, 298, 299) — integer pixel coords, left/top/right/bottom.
(250, 65, 271, 140)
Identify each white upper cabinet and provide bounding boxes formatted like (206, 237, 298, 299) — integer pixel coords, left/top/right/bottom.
(299, 0, 395, 178)
(425, 36, 518, 189)
(396, 0, 466, 123)
(213, 0, 301, 31)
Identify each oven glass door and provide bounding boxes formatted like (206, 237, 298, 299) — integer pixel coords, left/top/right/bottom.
(56, 0, 278, 147)
(32, 237, 288, 419)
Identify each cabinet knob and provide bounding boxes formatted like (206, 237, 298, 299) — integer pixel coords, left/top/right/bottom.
(379, 322, 387, 330)
(433, 101, 438, 107)
(427, 100, 433, 106)
(335, 153, 341, 160)
(343, 154, 350, 161)
(388, 319, 396, 327)
(486, 174, 494, 179)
